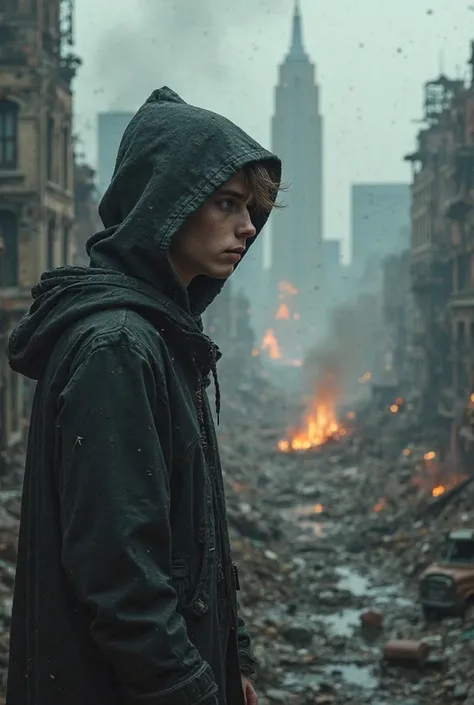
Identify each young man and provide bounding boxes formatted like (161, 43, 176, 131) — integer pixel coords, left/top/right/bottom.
(6, 87, 281, 705)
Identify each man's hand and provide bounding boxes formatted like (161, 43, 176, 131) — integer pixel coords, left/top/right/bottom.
(241, 676, 258, 705)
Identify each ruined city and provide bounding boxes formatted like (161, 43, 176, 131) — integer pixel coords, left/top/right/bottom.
(0, 1, 474, 704)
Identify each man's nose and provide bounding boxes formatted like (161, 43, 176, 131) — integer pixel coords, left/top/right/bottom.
(237, 211, 256, 240)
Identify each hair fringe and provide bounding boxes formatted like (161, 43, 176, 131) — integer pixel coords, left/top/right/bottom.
(243, 162, 288, 214)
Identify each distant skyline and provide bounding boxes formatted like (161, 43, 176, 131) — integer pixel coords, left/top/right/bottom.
(74, 0, 474, 259)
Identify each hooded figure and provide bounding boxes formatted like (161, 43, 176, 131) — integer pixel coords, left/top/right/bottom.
(6, 88, 281, 705)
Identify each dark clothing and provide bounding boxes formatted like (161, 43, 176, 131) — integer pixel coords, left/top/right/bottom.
(6, 87, 281, 705)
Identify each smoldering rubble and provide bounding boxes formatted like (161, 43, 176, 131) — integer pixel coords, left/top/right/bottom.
(0, 367, 473, 704)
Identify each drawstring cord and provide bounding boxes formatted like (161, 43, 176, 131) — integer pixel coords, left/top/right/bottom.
(210, 359, 221, 425)
(194, 343, 221, 448)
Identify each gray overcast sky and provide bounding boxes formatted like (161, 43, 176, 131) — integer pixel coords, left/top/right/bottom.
(73, 0, 474, 259)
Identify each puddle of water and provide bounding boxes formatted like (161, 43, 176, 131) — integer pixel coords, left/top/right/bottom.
(336, 566, 370, 596)
(335, 566, 412, 607)
(323, 663, 378, 689)
(313, 608, 360, 636)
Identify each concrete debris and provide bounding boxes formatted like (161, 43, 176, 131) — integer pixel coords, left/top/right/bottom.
(0, 371, 473, 704)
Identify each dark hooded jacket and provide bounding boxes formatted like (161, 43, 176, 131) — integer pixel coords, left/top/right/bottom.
(6, 87, 281, 705)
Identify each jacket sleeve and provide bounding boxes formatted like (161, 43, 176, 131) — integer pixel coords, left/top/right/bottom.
(57, 339, 218, 705)
(237, 608, 258, 678)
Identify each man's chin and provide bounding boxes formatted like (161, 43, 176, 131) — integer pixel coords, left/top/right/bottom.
(205, 266, 234, 280)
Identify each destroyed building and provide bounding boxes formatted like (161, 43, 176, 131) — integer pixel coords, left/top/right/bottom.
(406, 41, 474, 448)
(73, 162, 101, 266)
(381, 250, 412, 387)
(0, 0, 80, 459)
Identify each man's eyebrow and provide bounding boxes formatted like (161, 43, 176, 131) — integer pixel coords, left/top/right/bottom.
(217, 187, 251, 201)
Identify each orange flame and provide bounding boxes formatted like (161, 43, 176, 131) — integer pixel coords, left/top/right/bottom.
(373, 498, 387, 512)
(261, 329, 281, 360)
(432, 485, 446, 497)
(278, 280, 298, 296)
(278, 373, 346, 451)
(412, 450, 464, 497)
(276, 303, 290, 320)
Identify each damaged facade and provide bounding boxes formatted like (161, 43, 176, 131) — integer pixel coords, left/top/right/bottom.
(0, 0, 79, 460)
(406, 42, 474, 455)
(73, 162, 101, 266)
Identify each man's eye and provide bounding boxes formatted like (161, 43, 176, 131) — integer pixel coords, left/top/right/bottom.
(219, 199, 235, 211)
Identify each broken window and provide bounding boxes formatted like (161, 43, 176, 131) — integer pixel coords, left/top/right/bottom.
(0, 210, 18, 286)
(446, 539, 474, 563)
(0, 100, 18, 169)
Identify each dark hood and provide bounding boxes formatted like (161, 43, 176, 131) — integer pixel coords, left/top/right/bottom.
(9, 87, 281, 380)
(90, 86, 280, 314)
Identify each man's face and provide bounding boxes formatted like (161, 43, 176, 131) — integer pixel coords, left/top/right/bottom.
(169, 170, 257, 285)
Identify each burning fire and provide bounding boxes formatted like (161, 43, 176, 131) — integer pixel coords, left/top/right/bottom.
(261, 329, 281, 360)
(278, 371, 346, 452)
(279, 281, 298, 297)
(412, 448, 465, 498)
(373, 498, 387, 512)
(276, 303, 290, 320)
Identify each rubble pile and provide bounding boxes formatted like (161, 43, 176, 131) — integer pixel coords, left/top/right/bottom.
(217, 379, 474, 704)
(0, 456, 23, 699)
(0, 371, 473, 703)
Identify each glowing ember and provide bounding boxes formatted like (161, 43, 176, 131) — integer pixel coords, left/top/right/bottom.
(314, 503, 324, 514)
(279, 281, 298, 296)
(412, 445, 465, 498)
(261, 329, 281, 360)
(276, 303, 290, 320)
(358, 371, 372, 384)
(390, 404, 399, 413)
(432, 485, 446, 497)
(373, 498, 387, 512)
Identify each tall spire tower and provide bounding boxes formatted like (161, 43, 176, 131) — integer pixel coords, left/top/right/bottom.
(269, 1, 324, 358)
(289, 0, 306, 60)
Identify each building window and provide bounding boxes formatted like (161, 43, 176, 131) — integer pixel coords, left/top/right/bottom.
(46, 116, 54, 181)
(0, 210, 18, 286)
(457, 320, 466, 348)
(0, 100, 18, 169)
(47, 218, 55, 268)
(457, 254, 470, 292)
(62, 223, 70, 264)
(62, 125, 70, 189)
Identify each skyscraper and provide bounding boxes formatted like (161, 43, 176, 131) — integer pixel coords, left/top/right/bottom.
(351, 183, 410, 289)
(97, 112, 134, 197)
(269, 0, 324, 357)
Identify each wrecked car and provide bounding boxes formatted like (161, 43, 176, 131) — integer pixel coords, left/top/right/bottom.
(419, 528, 474, 619)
